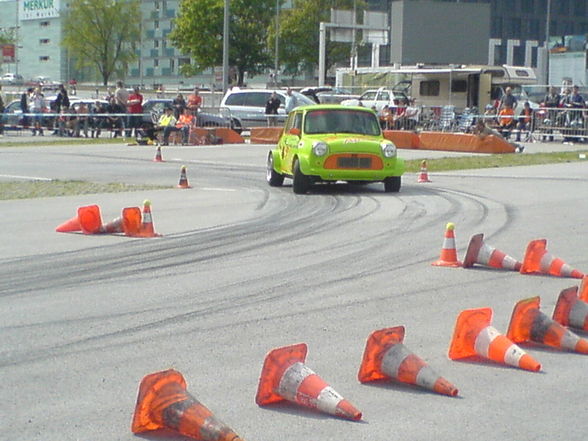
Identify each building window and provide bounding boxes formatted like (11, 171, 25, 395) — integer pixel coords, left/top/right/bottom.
(154, 40, 159, 48)
(40, 38, 50, 44)
(155, 1, 159, 10)
(40, 21, 50, 26)
(154, 59, 159, 67)
(40, 56, 49, 61)
(178, 57, 190, 66)
(170, 59, 174, 71)
(419, 80, 440, 96)
(154, 20, 159, 29)
(451, 80, 467, 93)
(574, 0, 585, 16)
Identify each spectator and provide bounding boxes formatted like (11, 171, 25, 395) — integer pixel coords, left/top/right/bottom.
(541, 86, 561, 142)
(285, 88, 298, 114)
(187, 87, 202, 124)
(68, 78, 77, 95)
(20, 88, 32, 128)
(71, 103, 89, 138)
(172, 93, 187, 119)
(143, 107, 177, 145)
(105, 96, 124, 138)
(30, 87, 47, 136)
(174, 108, 195, 145)
(114, 80, 129, 135)
(498, 86, 518, 112)
(497, 104, 516, 139)
(483, 104, 498, 128)
(265, 91, 281, 126)
(393, 98, 408, 129)
(51, 84, 70, 135)
(91, 100, 106, 138)
(516, 101, 533, 142)
(126, 87, 143, 137)
(0, 84, 4, 136)
(473, 119, 524, 153)
(404, 98, 420, 131)
(379, 105, 393, 130)
(563, 85, 585, 141)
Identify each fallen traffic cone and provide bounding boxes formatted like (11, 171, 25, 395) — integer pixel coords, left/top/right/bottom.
(417, 160, 432, 183)
(122, 206, 142, 236)
(448, 307, 541, 371)
(135, 200, 160, 238)
(507, 296, 588, 354)
(432, 222, 462, 267)
(131, 369, 244, 441)
(153, 145, 164, 162)
(520, 239, 584, 278)
(55, 204, 103, 233)
(579, 276, 588, 302)
(463, 233, 522, 271)
(358, 326, 458, 396)
(178, 165, 192, 188)
(552, 286, 588, 331)
(255, 343, 362, 421)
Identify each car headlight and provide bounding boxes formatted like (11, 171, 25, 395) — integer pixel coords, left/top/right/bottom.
(312, 141, 328, 156)
(381, 142, 397, 158)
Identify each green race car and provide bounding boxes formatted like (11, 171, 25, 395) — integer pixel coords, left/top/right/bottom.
(267, 104, 405, 194)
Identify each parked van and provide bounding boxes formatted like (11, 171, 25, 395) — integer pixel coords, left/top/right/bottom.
(220, 88, 316, 126)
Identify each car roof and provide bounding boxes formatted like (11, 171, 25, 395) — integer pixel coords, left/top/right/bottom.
(295, 104, 376, 112)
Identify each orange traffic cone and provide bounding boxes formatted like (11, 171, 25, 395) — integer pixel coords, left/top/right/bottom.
(55, 204, 103, 233)
(135, 200, 160, 238)
(358, 326, 458, 396)
(131, 369, 244, 441)
(579, 276, 588, 302)
(122, 206, 142, 236)
(432, 222, 462, 267)
(448, 307, 541, 371)
(520, 239, 584, 279)
(463, 233, 522, 271)
(153, 145, 164, 162)
(255, 343, 362, 421)
(417, 160, 432, 183)
(178, 165, 192, 188)
(507, 296, 588, 354)
(552, 286, 588, 331)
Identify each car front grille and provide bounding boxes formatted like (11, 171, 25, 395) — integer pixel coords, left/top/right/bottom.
(324, 154, 383, 170)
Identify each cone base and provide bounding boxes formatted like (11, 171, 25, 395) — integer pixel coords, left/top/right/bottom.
(432, 259, 462, 267)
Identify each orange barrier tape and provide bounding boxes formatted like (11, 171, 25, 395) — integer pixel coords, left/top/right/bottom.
(417, 132, 516, 153)
(383, 130, 420, 149)
(250, 127, 283, 144)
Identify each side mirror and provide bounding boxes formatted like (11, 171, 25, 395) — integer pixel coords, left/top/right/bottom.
(289, 127, 301, 136)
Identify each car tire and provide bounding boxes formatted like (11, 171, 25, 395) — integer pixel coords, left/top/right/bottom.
(384, 176, 401, 193)
(267, 153, 284, 187)
(292, 159, 310, 194)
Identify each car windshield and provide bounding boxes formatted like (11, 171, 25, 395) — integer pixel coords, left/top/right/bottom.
(292, 91, 316, 106)
(304, 109, 381, 136)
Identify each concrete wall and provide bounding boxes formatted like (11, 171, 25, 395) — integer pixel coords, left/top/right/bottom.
(390, 0, 490, 65)
(549, 52, 588, 87)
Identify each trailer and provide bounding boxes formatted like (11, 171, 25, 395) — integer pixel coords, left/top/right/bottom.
(335, 64, 537, 111)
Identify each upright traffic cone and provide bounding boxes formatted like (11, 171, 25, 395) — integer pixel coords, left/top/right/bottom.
(417, 160, 432, 183)
(579, 276, 588, 302)
(432, 222, 462, 267)
(520, 239, 584, 279)
(358, 326, 458, 396)
(463, 233, 522, 271)
(255, 343, 362, 421)
(131, 369, 244, 441)
(78, 204, 104, 234)
(178, 165, 192, 188)
(448, 307, 541, 372)
(135, 200, 160, 237)
(552, 286, 588, 331)
(507, 296, 588, 354)
(153, 145, 164, 162)
(122, 206, 142, 236)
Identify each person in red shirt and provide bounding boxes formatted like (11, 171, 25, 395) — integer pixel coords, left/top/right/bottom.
(127, 87, 143, 137)
(187, 87, 202, 125)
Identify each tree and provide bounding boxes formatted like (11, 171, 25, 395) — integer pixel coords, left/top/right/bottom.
(62, 0, 141, 85)
(270, 0, 360, 79)
(170, 0, 275, 86)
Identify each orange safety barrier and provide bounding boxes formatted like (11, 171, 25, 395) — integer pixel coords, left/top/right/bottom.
(432, 222, 462, 267)
(215, 127, 244, 144)
(256, 343, 362, 421)
(448, 307, 541, 372)
(520, 239, 584, 279)
(507, 296, 588, 354)
(418, 132, 516, 154)
(249, 127, 283, 144)
(552, 286, 588, 331)
(463, 233, 522, 271)
(131, 369, 244, 441)
(358, 326, 458, 396)
(383, 130, 420, 149)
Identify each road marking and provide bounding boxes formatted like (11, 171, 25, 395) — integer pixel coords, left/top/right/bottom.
(0, 174, 53, 181)
(201, 187, 237, 192)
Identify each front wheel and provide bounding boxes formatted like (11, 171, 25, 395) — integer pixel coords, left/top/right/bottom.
(384, 176, 401, 193)
(292, 159, 310, 194)
(266, 153, 284, 186)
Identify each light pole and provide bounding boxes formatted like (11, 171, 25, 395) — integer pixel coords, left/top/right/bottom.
(274, 0, 279, 85)
(222, 0, 229, 92)
(544, 0, 551, 85)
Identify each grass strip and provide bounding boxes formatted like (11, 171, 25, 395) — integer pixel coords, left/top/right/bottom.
(0, 180, 169, 201)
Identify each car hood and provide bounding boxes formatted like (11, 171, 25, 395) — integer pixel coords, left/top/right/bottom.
(308, 134, 384, 153)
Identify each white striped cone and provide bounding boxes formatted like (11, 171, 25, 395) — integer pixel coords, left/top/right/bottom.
(449, 308, 541, 371)
(255, 343, 361, 420)
(432, 222, 462, 267)
(520, 239, 584, 278)
(580, 276, 588, 302)
(463, 233, 522, 271)
(552, 286, 588, 331)
(359, 326, 458, 396)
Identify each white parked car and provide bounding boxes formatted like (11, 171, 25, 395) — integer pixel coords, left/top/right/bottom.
(1, 73, 24, 85)
(340, 87, 409, 112)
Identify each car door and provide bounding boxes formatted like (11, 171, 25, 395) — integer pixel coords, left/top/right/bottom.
(280, 111, 303, 175)
(243, 92, 271, 123)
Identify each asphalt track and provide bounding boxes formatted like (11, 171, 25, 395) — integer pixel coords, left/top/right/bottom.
(1, 138, 588, 441)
